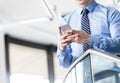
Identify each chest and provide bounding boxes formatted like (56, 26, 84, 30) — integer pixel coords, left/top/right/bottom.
(68, 14, 111, 37)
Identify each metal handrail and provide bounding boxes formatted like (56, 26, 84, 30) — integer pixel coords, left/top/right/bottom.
(63, 49, 120, 83)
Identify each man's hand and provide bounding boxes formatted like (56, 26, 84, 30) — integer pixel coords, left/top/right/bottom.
(59, 28, 91, 50)
(66, 29, 91, 44)
(59, 28, 73, 50)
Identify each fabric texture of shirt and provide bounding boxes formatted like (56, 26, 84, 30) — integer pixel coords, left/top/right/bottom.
(57, 1, 120, 68)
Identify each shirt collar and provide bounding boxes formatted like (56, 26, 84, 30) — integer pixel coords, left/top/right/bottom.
(76, 0, 97, 15)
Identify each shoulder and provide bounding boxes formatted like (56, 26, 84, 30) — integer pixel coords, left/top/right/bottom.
(63, 10, 77, 22)
(96, 3, 119, 13)
(59, 10, 77, 25)
(95, 3, 120, 17)
(105, 6, 120, 21)
(105, 6, 119, 13)
(97, 4, 120, 22)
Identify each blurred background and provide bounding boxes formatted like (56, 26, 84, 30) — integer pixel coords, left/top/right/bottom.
(0, 0, 120, 83)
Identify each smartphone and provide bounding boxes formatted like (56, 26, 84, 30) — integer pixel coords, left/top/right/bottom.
(59, 24, 71, 34)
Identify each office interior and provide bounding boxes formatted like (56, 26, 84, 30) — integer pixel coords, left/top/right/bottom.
(0, 0, 120, 83)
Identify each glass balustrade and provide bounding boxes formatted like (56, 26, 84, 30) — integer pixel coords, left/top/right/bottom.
(63, 49, 120, 83)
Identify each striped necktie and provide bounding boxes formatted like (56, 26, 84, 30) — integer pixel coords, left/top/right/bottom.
(81, 9, 92, 83)
(81, 8, 91, 52)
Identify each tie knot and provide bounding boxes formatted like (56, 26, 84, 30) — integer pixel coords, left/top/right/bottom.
(82, 8, 89, 15)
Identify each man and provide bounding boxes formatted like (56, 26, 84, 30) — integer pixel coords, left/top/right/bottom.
(57, 0, 120, 68)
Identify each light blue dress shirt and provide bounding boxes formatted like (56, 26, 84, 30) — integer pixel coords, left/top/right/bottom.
(57, 1, 120, 68)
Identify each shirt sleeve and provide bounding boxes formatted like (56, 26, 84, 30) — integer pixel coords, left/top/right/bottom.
(57, 45, 73, 68)
(89, 8, 120, 55)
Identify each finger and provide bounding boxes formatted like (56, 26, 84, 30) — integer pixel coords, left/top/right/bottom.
(61, 39, 70, 44)
(60, 33, 74, 40)
(61, 43, 69, 47)
(59, 27, 63, 36)
(60, 35, 68, 40)
(67, 33, 80, 40)
(73, 37, 80, 43)
(66, 29, 73, 34)
(66, 29, 78, 33)
(61, 38, 73, 44)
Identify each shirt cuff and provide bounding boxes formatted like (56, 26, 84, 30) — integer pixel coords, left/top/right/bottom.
(57, 48, 67, 57)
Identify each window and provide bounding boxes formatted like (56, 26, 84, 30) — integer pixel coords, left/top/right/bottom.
(5, 35, 57, 83)
(9, 43, 49, 83)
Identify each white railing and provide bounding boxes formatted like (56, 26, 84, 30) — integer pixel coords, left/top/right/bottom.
(63, 49, 120, 83)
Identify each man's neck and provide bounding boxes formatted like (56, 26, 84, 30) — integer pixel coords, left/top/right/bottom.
(79, 0, 94, 8)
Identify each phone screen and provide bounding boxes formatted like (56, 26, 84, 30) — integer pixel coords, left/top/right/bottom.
(59, 24, 71, 34)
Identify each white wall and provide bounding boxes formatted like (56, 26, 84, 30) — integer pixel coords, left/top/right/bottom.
(0, 33, 8, 83)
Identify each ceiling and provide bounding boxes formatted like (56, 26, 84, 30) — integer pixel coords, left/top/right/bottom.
(0, 0, 119, 45)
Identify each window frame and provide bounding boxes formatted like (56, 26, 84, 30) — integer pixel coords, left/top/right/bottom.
(5, 34, 57, 83)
